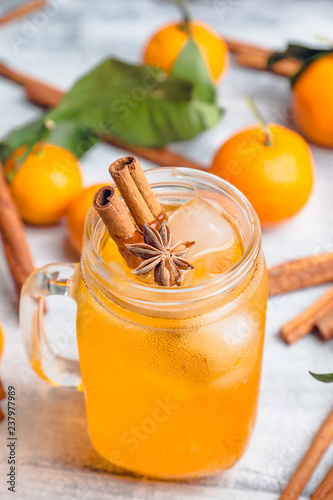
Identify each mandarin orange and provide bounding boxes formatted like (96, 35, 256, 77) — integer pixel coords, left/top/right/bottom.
(66, 183, 106, 254)
(4, 143, 83, 225)
(292, 53, 333, 148)
(210, 124, 315, 227)
(143, 19, 228, 82)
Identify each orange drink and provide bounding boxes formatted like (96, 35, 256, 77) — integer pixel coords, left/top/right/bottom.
(20, 168, 268, 479)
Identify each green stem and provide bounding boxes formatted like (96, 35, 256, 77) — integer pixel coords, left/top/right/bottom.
(173, 0, 192, 36)
(174, 0, 192, 23)
(245, 96, 273, 147)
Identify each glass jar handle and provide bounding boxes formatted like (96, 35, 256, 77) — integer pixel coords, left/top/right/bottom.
(20, 263, 82, 391)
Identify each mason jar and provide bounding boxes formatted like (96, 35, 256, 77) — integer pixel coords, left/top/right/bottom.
(20, 167, 268, 479)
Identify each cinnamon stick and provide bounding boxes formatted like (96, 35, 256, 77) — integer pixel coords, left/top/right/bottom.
(269, 253, 333, 296)
(0, 0, 47, 27)
(25, 80, 63, 108)
(316, 309, 333, 341)
(279, 409, 333, 500)
(235, 51, 301, 77)
(102, 134, 204, 171)
(110, 157, 164, 231)
(224, 37, 271, 57)
(0, 62, 60, 94)
(0, 407, 4, 423)
(280, 287, 333, 344)
(0, 62, 205, 171)
(311, 466, 333, 500)
(94, 186, 136, 239)
(127, 156, 166, 221)
(93, 186, 142, 268)
(0, 164, 34, 297)
(224, 37, 302, 77)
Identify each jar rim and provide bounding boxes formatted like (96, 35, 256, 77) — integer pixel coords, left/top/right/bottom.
(82, 167, 261, 309)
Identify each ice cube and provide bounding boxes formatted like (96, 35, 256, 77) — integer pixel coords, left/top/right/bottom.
(220, 313, 260, 346)
(168, 199, 237, 262)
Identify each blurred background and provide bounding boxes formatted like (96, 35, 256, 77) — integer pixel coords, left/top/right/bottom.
(1, 0, 333, 264)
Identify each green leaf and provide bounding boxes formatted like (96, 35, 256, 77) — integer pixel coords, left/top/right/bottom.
(0, 118, 99, 169)
(268, 44, 331, 67)
(45, 121, 99, 157)
(171, 37, 216, 102)
(47, 58, 221, 147)
(0, 117, 46, 164)
(309, 371, 333, 383)
(267, 43, 333, 86)
(0, 56, 222, 167)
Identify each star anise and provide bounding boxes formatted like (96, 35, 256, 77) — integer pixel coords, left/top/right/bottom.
(126, 221, 195, 286)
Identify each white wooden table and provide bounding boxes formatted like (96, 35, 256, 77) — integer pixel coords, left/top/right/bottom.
(0, 1, 333, 498)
